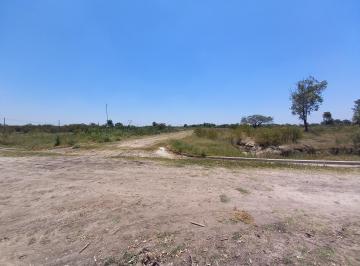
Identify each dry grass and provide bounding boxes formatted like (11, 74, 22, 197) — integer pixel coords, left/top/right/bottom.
(231, 210, 255, 225)
(169, 125, 360, 160)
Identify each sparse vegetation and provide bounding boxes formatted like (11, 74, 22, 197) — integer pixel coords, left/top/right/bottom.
(235, 187, 250, 194)
(220, 194, 230, 203)
(253, 126, 303, 146)
(231, 210, 255, 224)
(0, 124, 180, 150)
(352, 130, 360, 148)
(168, 125, 360, 160)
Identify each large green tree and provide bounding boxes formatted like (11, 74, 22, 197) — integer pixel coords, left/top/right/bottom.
(322, 112, 334, 125)
(353, 99, 360, 125)
(241, 115, 273, 128)
(290, 76, 328, 132)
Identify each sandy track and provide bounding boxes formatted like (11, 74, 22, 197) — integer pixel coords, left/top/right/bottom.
(50, 130, 192, 158)
(0, 154, 360, 265)
(115, 131, 192, 149)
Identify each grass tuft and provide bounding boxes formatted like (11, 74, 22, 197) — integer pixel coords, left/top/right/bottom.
(220, 194, 230, 203)
(235, 187, 250, 194)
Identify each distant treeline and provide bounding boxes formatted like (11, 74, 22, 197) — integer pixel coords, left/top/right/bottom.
(0, 118, 355, 134)
(0, 122, 176, 134)
(184, 119, 353, 129)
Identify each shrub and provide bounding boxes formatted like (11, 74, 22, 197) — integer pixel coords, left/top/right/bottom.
(254, 127, 302, 147)
(170, 139, 203, 156)
(194, 128, 218, 140)
(255, 128, 282, 147)
(352, 130, 360, 148)
(54, 135, 61, 146)
(67, 138, 76, 146)
(278, 127, 303, 143)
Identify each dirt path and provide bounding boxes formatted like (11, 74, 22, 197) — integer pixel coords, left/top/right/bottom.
(50, 130, 192, 158)
(0, 154, 360, 265)
(115, 131, 192, 149)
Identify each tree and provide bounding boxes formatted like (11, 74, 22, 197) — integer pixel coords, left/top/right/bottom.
(241, 115, 273, 128)
(352, 99, 360, 125)
(342, 119, 352, 125)
(322, 112, 334, 125)
(290, 76, 327, 132)
(106, 119, 114, 127)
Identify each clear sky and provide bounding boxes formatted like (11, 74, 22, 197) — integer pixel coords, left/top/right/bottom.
(1, 0, 359, 126)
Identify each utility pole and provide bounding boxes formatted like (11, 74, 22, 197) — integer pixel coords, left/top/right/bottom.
(3, 117, 5, 134)
(58, 120, 61, 132)
(106, 104, 109, 124)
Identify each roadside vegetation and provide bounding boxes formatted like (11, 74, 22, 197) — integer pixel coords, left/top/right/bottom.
(170, 125, 302, 157)
(0, 123, 178, 150)
(168, 78, 360, 161)
(169, 125, 360, 160)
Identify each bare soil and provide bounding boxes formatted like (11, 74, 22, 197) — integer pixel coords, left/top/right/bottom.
(1, 132, 360, 265)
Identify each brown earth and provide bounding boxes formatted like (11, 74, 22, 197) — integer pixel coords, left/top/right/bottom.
(1, 132, 360, 265)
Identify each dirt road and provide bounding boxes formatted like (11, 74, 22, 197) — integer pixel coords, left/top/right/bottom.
(115, 131, 191, 149)
(50, 131, 192, 158)
(1, 132, 360, 265)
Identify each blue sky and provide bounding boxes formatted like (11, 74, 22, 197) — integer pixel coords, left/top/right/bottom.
(1, 0, 359, 126)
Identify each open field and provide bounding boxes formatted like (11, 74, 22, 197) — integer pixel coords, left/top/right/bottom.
(0, 125, 180, 150)
(1, 132, 360, 265)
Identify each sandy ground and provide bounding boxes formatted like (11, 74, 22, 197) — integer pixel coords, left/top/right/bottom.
(1, 132, 360, 265)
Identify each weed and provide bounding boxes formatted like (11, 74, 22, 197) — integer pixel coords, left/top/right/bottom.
(168, 244, 186, 256)
(122, 251, 138, 264)
(352, 130, 360, 148)
(54, 135, 61, 146)
(194, 128, 219, 139)
(220, 194, 230, 203)
(235, 187, 250, 194)
(232, 232, 242, 240)
(231, 210, 254, 224)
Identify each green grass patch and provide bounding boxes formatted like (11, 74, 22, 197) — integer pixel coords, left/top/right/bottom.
(169, 135, 245, 157)
(0, 126, 181, 151)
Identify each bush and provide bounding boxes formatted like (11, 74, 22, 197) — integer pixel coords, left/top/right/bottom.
(229, 126, 302, 147)
(194, 128, 218, 140)
(254, 127, 302, 147)
(67, 138, 76, 146)
(277, 127, 303, 143)
(170, 140, 203, 155)
(255, 128, 282, 146)
(54, 135, 61, 146)
(352, 130, 360, 148)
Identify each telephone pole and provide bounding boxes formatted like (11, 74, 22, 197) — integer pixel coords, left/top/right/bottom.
(3, 117, 5, 134)
(106, 104, 109, 123)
